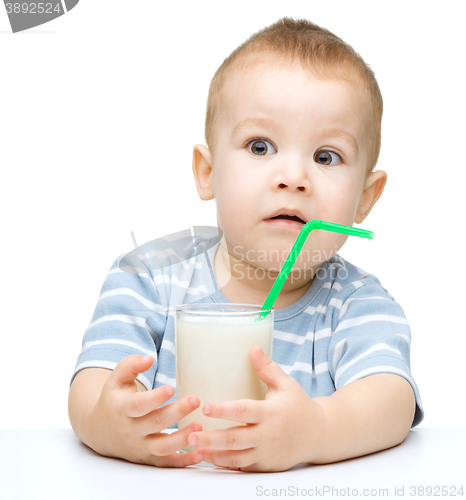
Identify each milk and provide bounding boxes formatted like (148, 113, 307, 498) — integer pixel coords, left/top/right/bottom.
(175, 312, 273, 443)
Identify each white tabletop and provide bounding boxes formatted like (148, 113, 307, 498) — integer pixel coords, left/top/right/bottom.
(0, 429, 464, 500)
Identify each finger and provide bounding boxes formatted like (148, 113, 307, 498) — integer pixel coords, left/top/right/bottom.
(197, 448, 256, 470)
(188, 425, 256, 451)
(125, 384, 174, 418)
(250, 345, 289, 391)
(146, 421, 203, 456)
(140, 395, 201, 432)
(148, 450, 204, 468)
(109, 355, 154, 389)
(201, 399, 263, 424)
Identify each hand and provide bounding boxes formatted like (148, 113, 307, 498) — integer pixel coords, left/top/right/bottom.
(187, 346, 327, 472)
(85, 355, 204, 467)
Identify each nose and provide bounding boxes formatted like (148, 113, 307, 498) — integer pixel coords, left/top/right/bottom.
(273, 161, 312, 193)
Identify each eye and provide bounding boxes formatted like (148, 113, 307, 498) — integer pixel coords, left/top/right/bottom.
(246, 139, 277, 156)
(314, 150, 342, 166)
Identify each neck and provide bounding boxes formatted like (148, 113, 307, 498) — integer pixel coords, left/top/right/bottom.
(213, 238, 319, 309)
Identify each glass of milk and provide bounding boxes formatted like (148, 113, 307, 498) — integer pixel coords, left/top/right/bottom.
(175, 303, 274, 449)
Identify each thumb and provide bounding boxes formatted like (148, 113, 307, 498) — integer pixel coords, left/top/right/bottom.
(250, 345, 288, 391)
(110, 354, 153, 388)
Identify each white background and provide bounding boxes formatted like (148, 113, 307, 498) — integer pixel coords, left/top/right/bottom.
(0, 1, 464, 429)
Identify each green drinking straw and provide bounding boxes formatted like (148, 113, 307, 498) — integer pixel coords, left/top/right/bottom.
(256, 220, 374, 321)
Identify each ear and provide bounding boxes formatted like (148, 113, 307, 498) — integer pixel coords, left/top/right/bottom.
(355, 170, 387, 224)
(192, 144, 214, 201)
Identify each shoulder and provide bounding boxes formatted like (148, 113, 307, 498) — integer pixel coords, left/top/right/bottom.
(117, 227, 221, 310)
(323, 254, 407, 323)
(323, 255, 410, 337)
(328, 254, 394, 301)
(118, 226, 221, 276)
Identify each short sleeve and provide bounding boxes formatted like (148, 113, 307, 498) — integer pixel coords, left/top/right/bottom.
(70, 255, 168, 391)
(328, 282, 424, 427)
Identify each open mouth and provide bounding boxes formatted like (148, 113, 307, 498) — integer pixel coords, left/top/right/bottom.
(269, 214, 306, 224)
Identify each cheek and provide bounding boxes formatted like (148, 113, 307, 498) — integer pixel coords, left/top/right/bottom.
(315, 179, 360, 223)
(213, 167, 260, 236)
(307, 180, 361, 254)
(214, 164, 258, 210)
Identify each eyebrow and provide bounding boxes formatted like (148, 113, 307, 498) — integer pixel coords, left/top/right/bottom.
(231, 117, 278, 137)
(231, 118, 359, 156)
(318, 128, 359, 156)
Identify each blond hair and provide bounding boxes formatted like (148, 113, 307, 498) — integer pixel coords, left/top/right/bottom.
(204, 17, 383, 173)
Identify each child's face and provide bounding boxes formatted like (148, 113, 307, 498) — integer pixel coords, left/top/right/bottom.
(194, 61, 386, 278)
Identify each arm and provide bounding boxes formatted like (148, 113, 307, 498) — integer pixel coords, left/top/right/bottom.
(314, 282, 421, 463)
(312, 372, 416, 464)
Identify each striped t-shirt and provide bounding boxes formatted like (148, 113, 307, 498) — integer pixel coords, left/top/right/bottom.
(71, 230, 424, 427)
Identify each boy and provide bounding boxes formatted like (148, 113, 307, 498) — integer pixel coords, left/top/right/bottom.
(68, 17, 424, 472)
